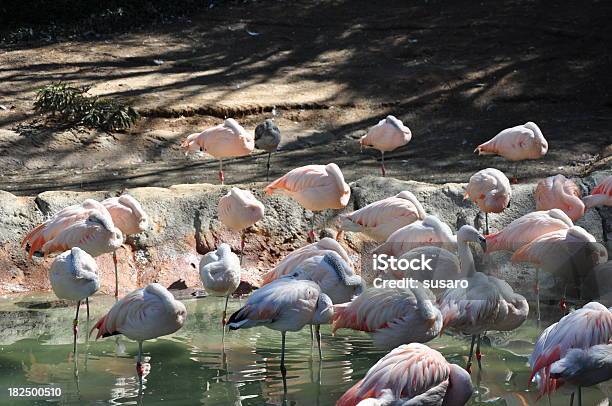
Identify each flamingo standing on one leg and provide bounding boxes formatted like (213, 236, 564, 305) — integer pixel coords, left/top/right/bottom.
(535, 174, 585, 221)
(261, 237, 353, 285)
(227, 275, 333, 377)
(337, 343, 473, 406)
(529, 302, 612, 402)
(91, 283, 187, 380)
(199, 243, 241, 337)
(583, 175, 612, 209)
(474, 121, 548, 182)
(254, 119, 281, 181)
(332, 281, 442, 349)
(359, 115, 412, 177)
(182, 118, 254, 184)
(49, 247, 100, 353)
(102, 194, 149, 298)
(338, 191, 426, 242)
(217, 187, 265, 264)
(464, 168, 512, 234)
(265, 163, 350, 242)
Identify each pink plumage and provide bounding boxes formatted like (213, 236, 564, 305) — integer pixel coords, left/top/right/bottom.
(336, 343, 472, 406)
(360, 115, 412, 152)
(475, 121, 548, 161)
(102, 194, 149, 236)
(265, 163, 350, 211)
(583, 175, 612, 208)
(464, 168, 511, 214)
(218, 187, 265, 231)
(534, 174, 584, 221)
(181, 118, 254, 159)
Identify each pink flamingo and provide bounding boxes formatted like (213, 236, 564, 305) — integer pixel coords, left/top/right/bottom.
(265, 163, 350, 241)
(102, 194, 149, 298)
(182, 118, 254, 184)
(359, 115, 412, 176)
(218, 187, 265, 264)
(464, 168, 512, 234)
(583, 175, 612, 209)
(228, 276, 333, 376)
(91, 283, 187, 380)
(261, 237, 353, 285)
(535, 174, 585, 221)
(474, 121, 548, 182)
(529, 302, 612, 403)
(332, 282, 442, 349)
(336, 343, 473, 406)
(374, 214, 457, 258)
(339, 191, 426, 242)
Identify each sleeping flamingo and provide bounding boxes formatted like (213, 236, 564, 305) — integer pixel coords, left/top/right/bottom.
(199, 243, 241, 337)
(265, 163, 350, 242)
(254, 119, 281, 181)
(535, 174, 584, 221)
(374, 214, 457, 258)
(91, 283, 187, 380)
(583, 175, 612, 209)
(261, 237, 353, 285)
(332, 281, 442, 349)
(529, 302, 612, 403)
(182, 118, 254, 184)
(49, 247, 100, 353)
(339, 191, 426, 242)
(228, 275, 334, 378)
(337, 343, 473, 406)
(217, 187, 265, 264)
(359, 115, 412, 177)
(474, 121, 548, 182)
(102, 194, 149, 298)
(464, 168, 512, 234)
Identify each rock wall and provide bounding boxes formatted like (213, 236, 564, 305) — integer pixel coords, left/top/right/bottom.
(0, 171, 609, 297)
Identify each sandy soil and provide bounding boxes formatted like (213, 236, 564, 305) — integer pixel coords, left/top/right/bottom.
(1, 0, 611, 194)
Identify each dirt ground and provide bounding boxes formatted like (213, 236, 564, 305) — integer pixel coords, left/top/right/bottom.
(1, 0, 611, 195)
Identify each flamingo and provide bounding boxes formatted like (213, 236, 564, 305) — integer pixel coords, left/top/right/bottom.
(228, 275, 333, 376)
(337, 343, 473, 406)
(374, 214, 457, 258)
(265, 163, 350, 242)
(261, 237, 353, 285)
(91, 283, 187, 379)
(464, 168, 512, 234)
(529, 302, 612, 402)
(254, 119, 281, 181)
(332, 281, 442, 349)
(49, 247, 100, 353)
(182, 118, 254, 184)
(338, 191, 426, 242)
(360, 115, 412, 177)
(474, 121, 548, 182)
(438, 226, 528, 372)
(217, 187, 265, 264)
(512, 225, 608, 302)
(583, 175, 612, 209)
(550, 344, 612, 406)
(102, 194, 149, 298)
(535, 174, 585, 221)
(199, 243, 241, 335)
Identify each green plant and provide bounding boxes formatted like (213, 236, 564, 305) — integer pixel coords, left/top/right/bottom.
(34, 82, 139, 131)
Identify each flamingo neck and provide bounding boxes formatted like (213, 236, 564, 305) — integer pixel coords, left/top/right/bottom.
(457, 239, 476, 277)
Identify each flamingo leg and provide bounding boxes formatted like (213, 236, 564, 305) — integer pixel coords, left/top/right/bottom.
(485, 212, 489, 235)
(113, 251, 119, 300)
(476, 334, 483, 370)
(266, 152, 272, 181)
(535, 267, 541, 322)
(466, 335, 476, 372)
(511, 162, 519, 184)
(136, 340, 144, 381)
(222, 295, 229, 341)
(219, 159, 225, 185)
(315, 324, 322, 361)
(577, 386, 581, 406)
(240, 231, 245, 266)
(280, 331, 287, 377)
(86, 297, 90, 322)
(73, 300, 81, 354)
(569, 391, 574, 406)
(308, 212, 317, 243)
(310, 324, 314, 345)
(380, 151, 386, 177)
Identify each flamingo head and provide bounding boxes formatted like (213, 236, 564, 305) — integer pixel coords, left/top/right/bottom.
(313, 293, 334, 325)
(457, 225, 487, 252)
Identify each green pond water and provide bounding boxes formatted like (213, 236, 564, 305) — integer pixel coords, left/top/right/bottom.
(0, 294, 609, 405)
